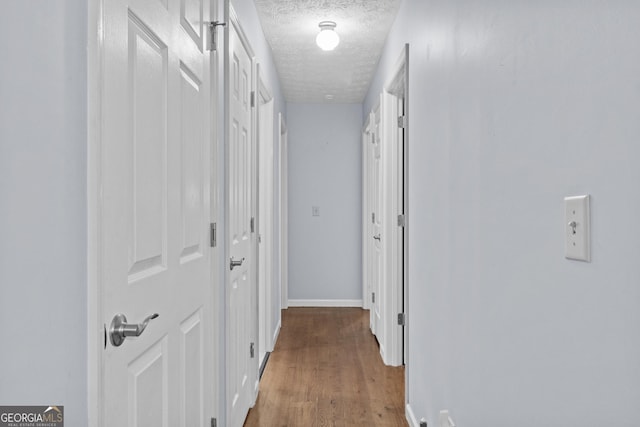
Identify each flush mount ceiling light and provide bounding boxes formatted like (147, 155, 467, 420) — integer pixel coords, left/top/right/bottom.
(316, 21, 340, 51)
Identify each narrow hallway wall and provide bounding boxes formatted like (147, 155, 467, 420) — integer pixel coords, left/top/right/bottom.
(366, 1, 640, 426)
(287, 103, 362, 305)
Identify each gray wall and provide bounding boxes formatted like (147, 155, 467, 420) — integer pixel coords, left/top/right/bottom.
(365, 1, 640, 425)
(287, 103, 362, 303)
(0, 1, 88, 425)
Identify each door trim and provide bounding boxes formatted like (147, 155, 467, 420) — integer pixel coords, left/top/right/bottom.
(361, 114, 372, 311)
(256, 65, 274, 362)
(87, 0, 103, 425)
(278, 114, 288, 310)
(381, 89, 401, 366)
(383, 42, 410, 398)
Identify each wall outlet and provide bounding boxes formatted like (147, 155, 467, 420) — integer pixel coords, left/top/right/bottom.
(439, 410, 455, 427)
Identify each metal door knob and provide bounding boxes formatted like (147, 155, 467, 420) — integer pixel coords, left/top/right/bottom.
(230, 257, 245, 270)
(373, 234, 381, 241)
(109, 313, 159, 347)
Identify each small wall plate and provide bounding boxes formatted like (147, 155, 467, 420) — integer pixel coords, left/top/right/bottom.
(564, 195, 590, 262)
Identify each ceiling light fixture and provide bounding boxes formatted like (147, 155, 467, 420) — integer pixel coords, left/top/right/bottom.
(316, 21, 340, 51)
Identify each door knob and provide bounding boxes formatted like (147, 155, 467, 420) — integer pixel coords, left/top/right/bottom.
(230, 257, 245, 270)
(373, 234, 381, 241)
(109, 313, 159, 347)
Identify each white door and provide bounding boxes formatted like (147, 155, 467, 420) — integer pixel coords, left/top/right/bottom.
(227, 10, 256, 427)
(100, 0, 213, 424)
(371, 104, 384, 349)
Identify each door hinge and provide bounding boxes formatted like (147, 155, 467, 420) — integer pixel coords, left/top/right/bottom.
(371, 212, 375, 224)
(397, 214, 406, 227)
(420, 422, 427, 427)
(251, 91, 256, 108)
(250, 342, 255, 358)
(398, 313, 405, 326)
(397, 115, 406, 129)
(250, 217, 255, 233)
(372, 292, 375, 304)
(211, 418, 217, 427)
(210, 222, 217, 247)
(206, 21, 226, 52)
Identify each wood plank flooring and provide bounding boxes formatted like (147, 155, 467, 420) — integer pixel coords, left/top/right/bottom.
(244, 307, 407, 427)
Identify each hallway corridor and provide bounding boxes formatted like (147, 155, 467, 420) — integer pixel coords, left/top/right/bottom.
(244, 307, 407, 426)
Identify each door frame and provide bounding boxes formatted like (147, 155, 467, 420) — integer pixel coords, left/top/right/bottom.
(87, 0, 102, 424)
(367, 44, 408, 368)
(383, 42, 410, 396)
(87, 0, 221, 425)
(256, 65, 274, 367)
(381, 88, 402, 367)
(361, 114, 372, 311)
(278, 114, 288, 310)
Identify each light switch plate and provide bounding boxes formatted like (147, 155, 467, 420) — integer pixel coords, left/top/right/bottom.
(439, 410, 455, 427)
(564, 195, 590, 262)
(312, 206, 320, 217)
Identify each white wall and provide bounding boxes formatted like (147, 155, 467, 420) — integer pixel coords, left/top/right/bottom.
(287, 103, 363, 304)
(0, 1, 87, 425)
(366, 1, 640, 426)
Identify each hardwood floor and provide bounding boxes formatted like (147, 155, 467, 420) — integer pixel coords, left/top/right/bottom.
(244, 307, 407, 427)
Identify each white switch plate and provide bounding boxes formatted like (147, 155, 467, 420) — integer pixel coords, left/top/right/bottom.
(312, 206, 320, 217)
(439, 410, 455, 427)
(564, 195, 590, 262)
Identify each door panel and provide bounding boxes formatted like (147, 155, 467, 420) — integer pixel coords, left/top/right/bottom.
(180, 309, 204, 427)
(128, 337, 168, 427)
(127, 11, 168, 282)
(179, 64, 205, 264)
(101, 0, 212, 425)
(181, 0, 203, 48)
(227, 12, 255, 427)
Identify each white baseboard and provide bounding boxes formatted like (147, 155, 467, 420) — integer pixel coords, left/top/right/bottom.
(287, 299, 363, 307)
(406, 403, 419, 427)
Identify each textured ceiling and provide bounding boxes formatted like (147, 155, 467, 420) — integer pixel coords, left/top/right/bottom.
(253, 0, 402, 103)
